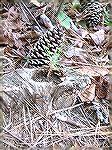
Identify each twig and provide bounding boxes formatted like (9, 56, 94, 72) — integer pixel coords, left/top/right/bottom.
(20, 0, 44, 32)
(48, 103, 83, 115)
(23, 105, 29, 132)
(27, 106, 33, 143)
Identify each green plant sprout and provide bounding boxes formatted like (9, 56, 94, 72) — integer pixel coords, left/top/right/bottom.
(104, 6, 112, 27)
(46, 47, 62, 69)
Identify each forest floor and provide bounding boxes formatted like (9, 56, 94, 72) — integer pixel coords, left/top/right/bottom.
(0, 0, 112, 150)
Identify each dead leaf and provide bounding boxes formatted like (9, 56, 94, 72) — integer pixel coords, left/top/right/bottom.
(20, 31, 40, 40)
(89, 29, 105, 45)
(39, 14, 54, 30)
(65, 47, 86, 58)
(81, 29, 89, 38)
(95, 76, 109, 99)
(4, 47, 12, 55)
(0, 25, 8, 45)
(79, 83, 95, 102)
(77, 66, 109, 77)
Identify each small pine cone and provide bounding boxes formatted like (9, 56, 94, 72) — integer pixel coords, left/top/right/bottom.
(80, 0, 104, 28)
(28, 26, 63, 67)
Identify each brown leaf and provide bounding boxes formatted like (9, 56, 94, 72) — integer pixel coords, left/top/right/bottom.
(0, 25, 8, 45)
(0, 36, 7, 45)
(81, 29, 89, 38)
(79, 83, 95, 102)
(95, 76, 109, 99)
(20, 31, 40, 40)
(4, 47, 12, 55)
(77, 66, 109, 77)
(89, 29, 105, 45)
(65, 47, 86, 58)
(39, 14, 54, 30)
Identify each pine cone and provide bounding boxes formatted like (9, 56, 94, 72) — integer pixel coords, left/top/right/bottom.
(28, 26, 63, 67)
(80, 0, 104, 28)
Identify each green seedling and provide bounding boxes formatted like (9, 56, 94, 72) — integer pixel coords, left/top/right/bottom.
(46, 47, 62, 69)
(104, 6, 112, 27)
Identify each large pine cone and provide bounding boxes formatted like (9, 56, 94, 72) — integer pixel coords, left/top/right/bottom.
(80, 0, 104, 28)
(28, 26, 64, 67)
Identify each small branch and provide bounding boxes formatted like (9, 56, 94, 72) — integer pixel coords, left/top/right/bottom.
(20, 0, 44, 32)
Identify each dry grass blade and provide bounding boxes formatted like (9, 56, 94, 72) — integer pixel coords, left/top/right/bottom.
(23, 105, 29, 132)
(27, 106, 33, 143)
(19, 0, 43, 32)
